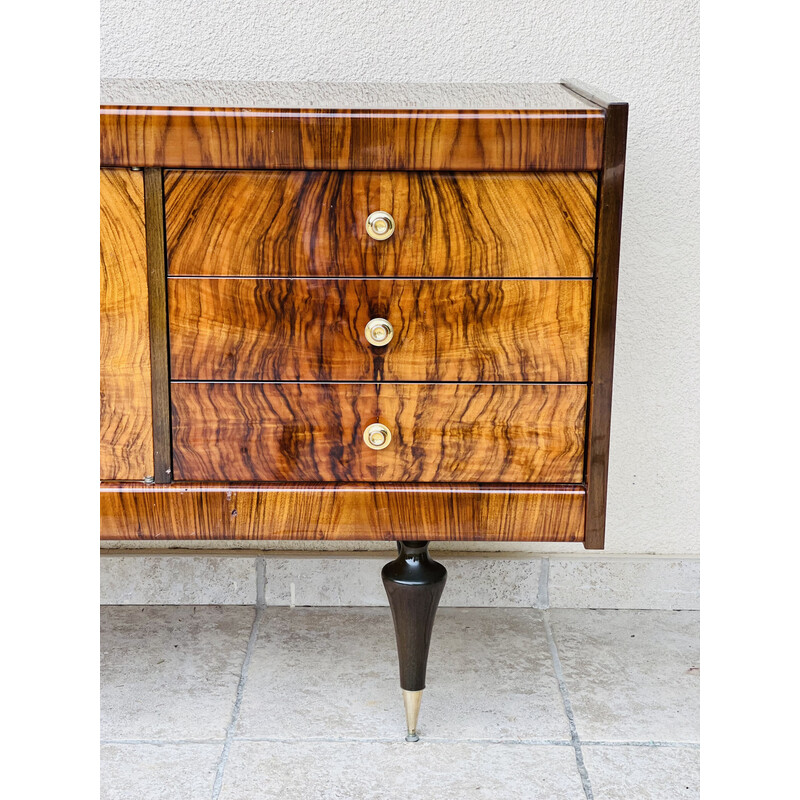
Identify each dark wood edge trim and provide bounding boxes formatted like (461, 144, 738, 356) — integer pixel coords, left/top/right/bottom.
(573, 88, 628, 549)
(143, 168, 173, 483)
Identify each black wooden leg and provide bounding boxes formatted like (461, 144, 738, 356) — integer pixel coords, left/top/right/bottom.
(382, 540, 447, 741)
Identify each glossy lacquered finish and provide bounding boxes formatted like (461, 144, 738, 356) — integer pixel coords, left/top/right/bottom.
(170, 382, 587, 483)
(142, 169, 173, 484)
(382, 541, 446, 691)
(99, 482, 586, 542)
(100, 168, 153, 481)
(168, 278, 591, 383)
(164, 170, 597, 278)
(99, 82, 628, 550)
(100, 105, 604, 172)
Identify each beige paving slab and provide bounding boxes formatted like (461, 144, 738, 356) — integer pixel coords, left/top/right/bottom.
(101, 743, 221, 800)
(237, 607, 570, 742)
(548, 557, 700, 610)
(218, 740, 584, 800)
(583, 745, 700, 799)
(549, 609, 699, 741)
(262, 555, 543, 607)
(100, 555, 257, 604)
(101, 606, 254, 740)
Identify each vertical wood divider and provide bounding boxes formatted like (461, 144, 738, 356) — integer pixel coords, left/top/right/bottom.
(143, 168, 172, 483)
(562, 80, 628, 549)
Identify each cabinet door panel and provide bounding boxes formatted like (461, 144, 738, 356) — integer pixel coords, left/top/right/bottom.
(100, 168, 153, 480)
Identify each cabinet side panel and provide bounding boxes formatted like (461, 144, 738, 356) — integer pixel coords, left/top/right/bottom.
(100, 168, 154, 479)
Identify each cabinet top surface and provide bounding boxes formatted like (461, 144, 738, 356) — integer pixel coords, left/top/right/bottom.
(100, 79, 602, 112)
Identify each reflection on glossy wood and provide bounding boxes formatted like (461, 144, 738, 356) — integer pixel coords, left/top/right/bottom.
(100, 169, 153, 480)
(171, 382, 586, 483)
(168, 278, 591, 382)
(99, 482, 586, 542)
(100, 106, 604, 171)
(165, 171, 597, 278)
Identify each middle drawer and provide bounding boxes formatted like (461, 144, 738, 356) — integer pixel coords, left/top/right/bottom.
(169, 278, 591, 383)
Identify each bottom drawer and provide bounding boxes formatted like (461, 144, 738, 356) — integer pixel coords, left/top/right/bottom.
(171, 382, 587, 483)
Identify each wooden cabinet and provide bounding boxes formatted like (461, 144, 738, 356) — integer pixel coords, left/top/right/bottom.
(99, 81, 627, 740)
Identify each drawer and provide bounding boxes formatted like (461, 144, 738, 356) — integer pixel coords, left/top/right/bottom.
(165, 170, 597, 278)
(168, 278, 591, 382)
(171, 382, 586, 483)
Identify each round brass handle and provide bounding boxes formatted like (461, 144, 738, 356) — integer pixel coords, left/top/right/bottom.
(365, 211, 395, 241)
(363, 422, 392, 450)
(365, 317, 394, 346)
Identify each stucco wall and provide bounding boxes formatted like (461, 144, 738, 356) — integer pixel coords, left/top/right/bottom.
(100, 0, 700, 556)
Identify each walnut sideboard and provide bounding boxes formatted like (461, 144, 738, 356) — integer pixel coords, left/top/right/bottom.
(100, 80, 628, 741)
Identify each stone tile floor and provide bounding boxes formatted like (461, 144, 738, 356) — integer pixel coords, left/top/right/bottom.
(100, 606, 699, 799)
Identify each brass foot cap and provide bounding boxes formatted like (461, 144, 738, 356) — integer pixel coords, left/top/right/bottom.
(402, 689, 423, 742)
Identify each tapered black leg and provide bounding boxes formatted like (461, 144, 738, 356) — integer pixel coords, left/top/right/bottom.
(382, 540, 447, 741)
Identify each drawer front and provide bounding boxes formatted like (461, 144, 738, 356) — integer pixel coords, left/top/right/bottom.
(165, 170, 597, 278)
(171, 382, 586, 483)
(169, 278, 591, 383)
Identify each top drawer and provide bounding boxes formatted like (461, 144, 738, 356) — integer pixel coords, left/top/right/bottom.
(165, 171, 597, 278)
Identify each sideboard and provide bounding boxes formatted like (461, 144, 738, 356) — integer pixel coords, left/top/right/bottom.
(100, 80, 627, 741)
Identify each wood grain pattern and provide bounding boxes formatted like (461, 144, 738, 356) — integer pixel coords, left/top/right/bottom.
(100, 482, 586, 542)
(100, 168, 154, 480)
(165, 171, 597, 278)
(168, 278, 591, 382)
(143, 169, 173, 483)
(100, 106, 604, 172)
(564, 82, 629, 550)
(171, 382, 586, 483)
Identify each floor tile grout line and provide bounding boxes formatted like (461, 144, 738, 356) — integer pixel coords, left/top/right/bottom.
(542, 609, 594, 800)
(230, 736, 575, 745)
(211, 607, 263, 800)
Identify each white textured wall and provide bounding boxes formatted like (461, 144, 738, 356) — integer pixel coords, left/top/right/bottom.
(100, 0, 700, 556)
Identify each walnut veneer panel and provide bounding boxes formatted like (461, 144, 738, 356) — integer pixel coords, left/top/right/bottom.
(171, 382, 586, 483)
(165, 171, 597, 278)
(168, 278, 591, 382)
(100, 169, 153, 480)
(100, 482, 585, 542)
(100, 106, 604, 171)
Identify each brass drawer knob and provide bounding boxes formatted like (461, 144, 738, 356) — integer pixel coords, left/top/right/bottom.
(365, 317, 394, 346)
(363, 422, 392, 450)
(366, 210, 395, 240)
